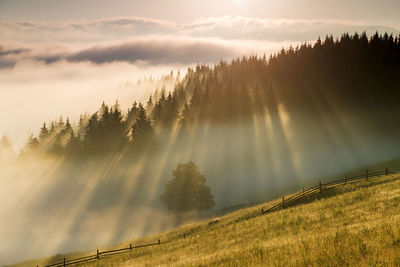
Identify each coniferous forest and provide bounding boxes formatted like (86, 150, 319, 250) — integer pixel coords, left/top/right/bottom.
(1, 32, 400, 254)
(14, 32, 400, 159)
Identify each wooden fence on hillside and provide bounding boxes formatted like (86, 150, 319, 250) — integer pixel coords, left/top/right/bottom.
(40, 239, 168, 267)
(261, 168, 395, 214)
(36, 167, 398, 266)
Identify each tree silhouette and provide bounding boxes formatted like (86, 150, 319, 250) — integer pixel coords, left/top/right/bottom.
(130, 104, 156, 152)
(83, 112, 100, 154)
(65, 131, 81, 155)
(25, 134, 40, 154)
(39, 123, 50, 141)
(161, 161, 215, 220)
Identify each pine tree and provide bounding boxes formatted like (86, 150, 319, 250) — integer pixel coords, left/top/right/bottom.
(39, 122, 50, 141)
(83, 112, 100, 154)
(25, 134, 40, 153)
(51, 135, 64, 155)
(131, 104, 156, 151)
(65, 118, 72, 130)
(57, 116, 64, 130)
(49, 122, 56, 136)
(162, 92, 179, 127)
(109, 100, 128, 151)
(65, 130, 81, 155)
(126, 101, 139, 127)
(146, 95, 154, 114)
(151, 100, 164, 126)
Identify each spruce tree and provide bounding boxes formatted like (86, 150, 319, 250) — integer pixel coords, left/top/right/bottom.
(131, 104, 156, 151)
(39, 122, 50, 141)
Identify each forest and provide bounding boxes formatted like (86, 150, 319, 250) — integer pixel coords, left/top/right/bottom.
(5, 32, 400, 162)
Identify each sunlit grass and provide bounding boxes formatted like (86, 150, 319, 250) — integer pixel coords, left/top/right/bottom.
(13, 173, 400, 266)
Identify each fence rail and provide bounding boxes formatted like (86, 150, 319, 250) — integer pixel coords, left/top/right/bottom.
(261, 168, 395, 214)
(40, 239, 165, 267)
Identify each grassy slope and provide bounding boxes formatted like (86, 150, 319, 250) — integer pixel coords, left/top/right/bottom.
(13, 173, 400, 267)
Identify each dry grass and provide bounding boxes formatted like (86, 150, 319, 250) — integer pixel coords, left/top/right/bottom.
(12, 174, 400, 267)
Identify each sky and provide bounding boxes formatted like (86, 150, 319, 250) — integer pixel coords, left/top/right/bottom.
(1, 0, 400, 27)
(0, 0, 399, 149)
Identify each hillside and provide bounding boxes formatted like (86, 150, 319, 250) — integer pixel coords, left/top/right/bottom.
(2, 32, 400, 265)
(12, 172, 400, 266)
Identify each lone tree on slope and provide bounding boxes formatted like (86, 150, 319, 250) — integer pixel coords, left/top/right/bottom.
(161, 161, 215, 222)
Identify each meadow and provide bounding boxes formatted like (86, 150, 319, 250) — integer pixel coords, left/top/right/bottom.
(13, 173, 400, 266)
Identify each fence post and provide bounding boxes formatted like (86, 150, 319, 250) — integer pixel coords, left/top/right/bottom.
(96, 249, 99, 259)
(386, 167, 388, 176)
(158, 239, 161, 244)
(63, 258, 66, 267)
(366, 170, 368, 181)
(282, 196, 285, 206)
(130, 243, 132, 251)
(319, 181, 322, 193)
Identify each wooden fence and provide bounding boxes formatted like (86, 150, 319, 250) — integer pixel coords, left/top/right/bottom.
(40, 239, 167, 267)
(261, 168, 395, 214)
(37, 167, 398, 266)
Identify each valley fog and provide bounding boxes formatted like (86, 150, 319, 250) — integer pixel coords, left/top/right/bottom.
(1, 110, 399, 265)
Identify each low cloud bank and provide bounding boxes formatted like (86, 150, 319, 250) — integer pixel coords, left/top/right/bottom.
(0, 37, 241, 68)
(0, 16, 398, 68)
(184, 16, 399, 41)
(62, 37, 239, 65)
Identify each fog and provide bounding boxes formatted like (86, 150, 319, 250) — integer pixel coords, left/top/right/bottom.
(0, 37, 298, 151)
(0, 61, 182, 150)
(1, 104, 400, 265)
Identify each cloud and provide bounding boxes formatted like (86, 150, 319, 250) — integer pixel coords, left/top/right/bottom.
(183, 16, 400, 41)
(66, 38, 238, 65)
(0, 16, 398, 69)
(1, 15, 398, 45)
(80, 17, 176, 31)
(0, 37, 253, 68)
(0, 46, 30, 68)
(2, 17, 176, 33)
(0, 58, 17, 69)
(0, 17, 177, 44)
(0, 46, 29, 56)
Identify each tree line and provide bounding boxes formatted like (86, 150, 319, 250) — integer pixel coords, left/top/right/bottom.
(2, 31, 399, 160)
